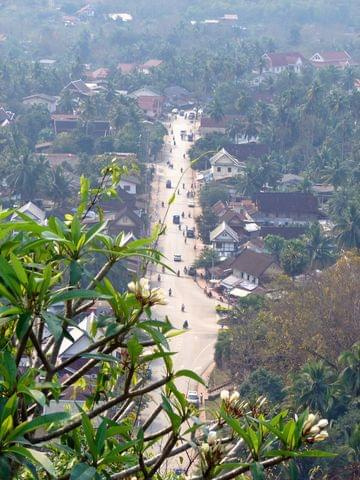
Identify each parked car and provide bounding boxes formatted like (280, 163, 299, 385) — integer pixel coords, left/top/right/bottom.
(188, 266, 196, 276)
(186, 228, 195, 238)
(187, 133, 194, 142)
(173, 214, 180, 224)
(188, 200, 195, 207)
(174, 254, 182, 262)
(166, 180, 172, 188)
(187, 390, 200, 407)
(179, 109, 185, 116)
(188, 111, 195, 120)
(171, 108, 178, 114)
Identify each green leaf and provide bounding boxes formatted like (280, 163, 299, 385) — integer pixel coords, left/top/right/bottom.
(81, 413, 97, 461)
(7, 412, 69, 442)
(10, 253, 28, 285)
(70, 260, 82, 286)
(18, 387, 46, 407)
(264, 449, 336, 458)
(175, 369, 205, 386)
(250, 462, 265, 479)
(49, 289, 108, 305)
(127, 336, 143, 365)
(70, 463, 97, 480)
(80, 353, 119, 363)
(168, 192, 176, 205)
(42, 312, 63, 341)
(295, 450, 337, 458)
(4, 446, 55, 476)
(0, 456, 11, 478)
(95, 419, 107, 455)
(16, 313, 31, 341)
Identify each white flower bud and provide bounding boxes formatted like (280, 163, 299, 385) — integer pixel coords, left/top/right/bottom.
(220, 390, 229, 401)
(309, 425, 321, 435)
(230, 391, 240, 403)
(313, 431, 329, 442)
(201, 442, 210, 453)
(207, 431, 217, 445)
(316, 419, 329, 429)
(303, 413, 317, 434)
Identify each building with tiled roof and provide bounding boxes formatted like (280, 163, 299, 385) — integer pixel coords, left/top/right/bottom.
(310, 51, 355, 69)
(262, 52, 305, 74)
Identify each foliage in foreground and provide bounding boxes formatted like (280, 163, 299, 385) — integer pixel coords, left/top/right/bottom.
(0, 168, 333, 479)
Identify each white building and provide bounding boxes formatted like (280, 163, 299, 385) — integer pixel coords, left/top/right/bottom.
(210, 221, 239, 258)
(11, 202, 47, 225)
(209, 148, 245, 181)
(23, 94, 59, 113)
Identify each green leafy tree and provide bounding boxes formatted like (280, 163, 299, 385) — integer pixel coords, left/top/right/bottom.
(239, 368, 286, 403)
(264, 234, 286, 263)
(0, 166, 332, 479)
(194, 247, 219, 269)
(305, 222, 336, 269)
(280, 239, 309, 277)
(207, 98, 225, 121)
(335, 204, 360, 250)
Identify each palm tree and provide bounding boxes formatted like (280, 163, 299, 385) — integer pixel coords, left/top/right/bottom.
(305, 222, 336, 269)
(58, 89, 76, 114)
(207, 98, 224, 121)
(46, 166, 73, 207)
(290, 361, 336, 416)
(338, 343, 360, 397)
(321, 158, 348, 191)
(335, 204, 360, 250)
(7, 151, 49, 202)
(240, 111, 262, 142)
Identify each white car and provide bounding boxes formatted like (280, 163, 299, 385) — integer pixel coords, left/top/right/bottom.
(188, 200, 195, 208)
(174, 254, 182, 262)
(187, 390, 200, 407)
(171, 108, 178, 114)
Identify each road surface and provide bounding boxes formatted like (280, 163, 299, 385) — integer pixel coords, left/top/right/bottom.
(144, 114, 219, 436)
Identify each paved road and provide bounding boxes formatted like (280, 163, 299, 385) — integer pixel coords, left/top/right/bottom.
(144, 114, 219, 434)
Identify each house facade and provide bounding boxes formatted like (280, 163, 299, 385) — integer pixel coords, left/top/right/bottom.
(254, 192, 321, 226)
(209, 148, 245, 181)
(128, 88, 164, 118)
(310, 51, 353, 69)
(119, 175, 140, 194)
(262, 52, 305, 74)
(210, 221, 239, 258)
(139, 59, 163, 75)
(230, 248, 281, 286)
(23, 94, 59, 113)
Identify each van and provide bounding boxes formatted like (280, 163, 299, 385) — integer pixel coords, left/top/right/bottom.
(166, 180, 172, 188)
(186, 228, 195, 238)
(173, 215, 180, 224)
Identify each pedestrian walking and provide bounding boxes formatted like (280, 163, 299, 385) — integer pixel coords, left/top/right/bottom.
(200, 392, 204, 405)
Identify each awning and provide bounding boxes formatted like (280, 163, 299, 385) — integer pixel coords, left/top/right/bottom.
(229, 288, 251, 298)
(221, 274, 241, 289)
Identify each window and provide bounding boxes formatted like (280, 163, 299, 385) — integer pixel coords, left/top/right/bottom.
(227, 167, 232, 173)
(216, 242, 223, 249)
(217, 167, 221, 172)
(123, 185, 131, 191)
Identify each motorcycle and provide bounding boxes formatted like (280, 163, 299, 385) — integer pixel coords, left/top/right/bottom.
(181, 304, 185, 312)
(183, 320, 188, 329)
(168, 288, 172, 296)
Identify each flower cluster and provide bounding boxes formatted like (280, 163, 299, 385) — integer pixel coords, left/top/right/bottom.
(220, 390, 267, 418)
(200, 431, 223, 471)
(128, 278, 167, 306)
(302, 413, 329, 443)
